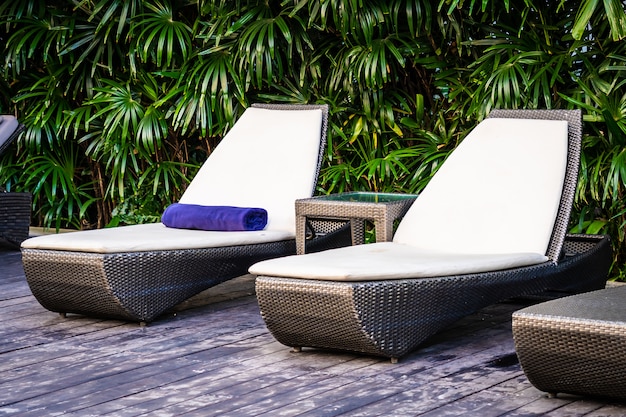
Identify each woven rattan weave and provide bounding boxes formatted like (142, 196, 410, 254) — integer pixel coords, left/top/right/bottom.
(0, 192, 31, 246)
(513, 284, 626, 401)
(255, 109, 612, 361)
(21, 103, 351, 323)
(257, 234, 610, 360)
(0, 121, 29, 246)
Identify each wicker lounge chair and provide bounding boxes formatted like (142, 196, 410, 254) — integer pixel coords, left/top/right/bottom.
(250, 109, 611, 362)
(0, 115, 30, 246)
(513, 285, 626, 401)
(21, 103, 349, 324)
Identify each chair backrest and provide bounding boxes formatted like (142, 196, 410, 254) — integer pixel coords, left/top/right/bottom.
(179, 104, 329, 233)
(0, 115, 24, 158)
(393, 110, 581, 261)
(486, 109, 581, 261)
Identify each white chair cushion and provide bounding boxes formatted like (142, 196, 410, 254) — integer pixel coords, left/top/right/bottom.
(393, 118, 568, 255)
(249, 242, 548, 281)
(21, 223, 293, 253)
(179, 107, 323, 233)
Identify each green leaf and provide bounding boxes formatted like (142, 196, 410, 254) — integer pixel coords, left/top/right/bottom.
(572, 0, 599, 40)
(604, 0, 626, 40)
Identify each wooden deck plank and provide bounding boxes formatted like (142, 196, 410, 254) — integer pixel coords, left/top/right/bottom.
(540, 398, 608, 416)
(1, 248, 625, 416)
(91, 352, 369, 416)
(13, 333, 280, 416)
(1, 312, 269, 406)
(141, 327, 523, 416)
(284, 345, 521, 416)
(584, 405, 626, 416)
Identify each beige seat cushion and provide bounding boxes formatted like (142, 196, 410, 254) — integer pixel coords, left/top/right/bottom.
(21, 223, 293, 253)
(249, 242, 548, 281)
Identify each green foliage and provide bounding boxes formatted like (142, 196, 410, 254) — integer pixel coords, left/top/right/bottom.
(22, 143, 97, 230)
(1, 0, 625, 279)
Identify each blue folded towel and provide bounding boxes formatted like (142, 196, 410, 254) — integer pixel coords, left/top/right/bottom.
(162, 203, 268, 231)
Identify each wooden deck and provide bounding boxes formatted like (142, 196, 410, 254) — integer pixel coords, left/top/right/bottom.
(1, 245, 625, 416)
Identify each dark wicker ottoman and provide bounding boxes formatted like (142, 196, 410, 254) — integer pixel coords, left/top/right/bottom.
(513, 285, 626, 401)
(0, 192, 31, 246)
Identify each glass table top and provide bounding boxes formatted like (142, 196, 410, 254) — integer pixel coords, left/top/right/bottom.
(313, 191, 417, 203)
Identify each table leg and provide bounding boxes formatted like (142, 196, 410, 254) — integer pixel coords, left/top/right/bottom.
(296, 214, 307, 255)
(375, 215, 394, 243)
(350, 218, 366, 245)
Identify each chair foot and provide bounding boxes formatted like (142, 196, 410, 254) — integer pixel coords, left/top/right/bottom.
(291, 346, 302, 353)
(547, 392, 558, 398)
(390, 357, 399, 364)
(59, 312, 67, 318)
(139, 321, 147, 327)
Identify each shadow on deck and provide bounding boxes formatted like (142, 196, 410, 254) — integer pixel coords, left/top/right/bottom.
(1, 246, 624, 416)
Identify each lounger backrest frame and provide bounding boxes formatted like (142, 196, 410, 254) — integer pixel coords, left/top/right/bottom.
(0, 117, 25, 193)
(486, 109, 582, 262)
(0, 117, 25, 159)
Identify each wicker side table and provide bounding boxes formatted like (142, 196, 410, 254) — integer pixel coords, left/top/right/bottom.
(295, 192, 417, 254)
(512, 285, 626, 401)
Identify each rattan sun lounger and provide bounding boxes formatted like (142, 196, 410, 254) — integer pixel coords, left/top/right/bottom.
(21, 104, 350, 324)
(0, 115, 30, 246)
(513, 284, 626, 401)
(250, 109, 611, 362)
